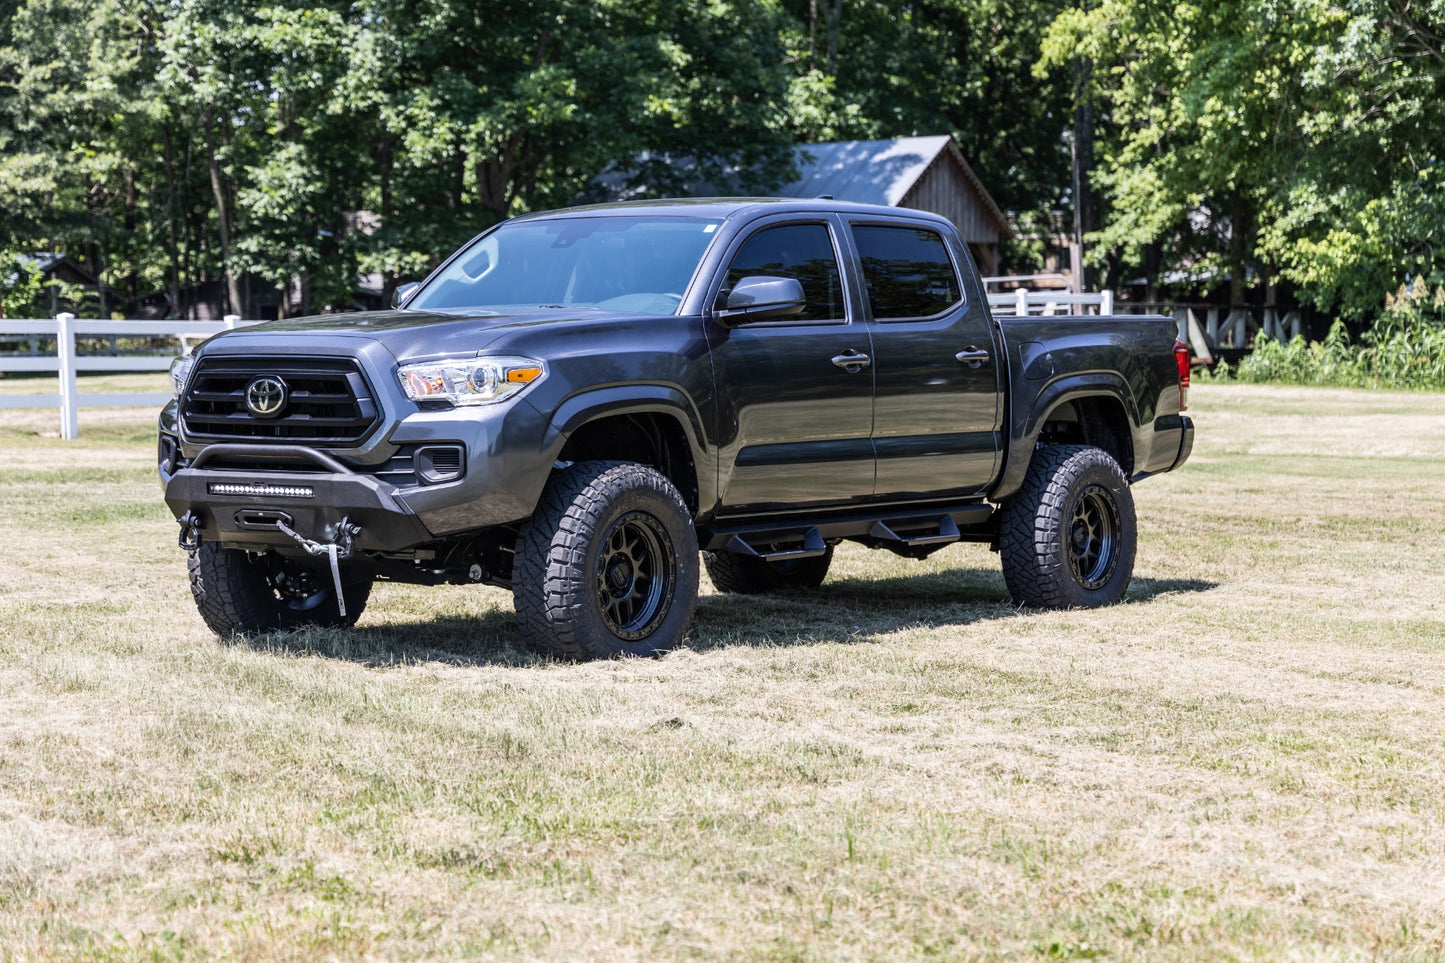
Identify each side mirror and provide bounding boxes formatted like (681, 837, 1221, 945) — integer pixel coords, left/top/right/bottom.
(718, 276, 806, 324)
(392, 281, 421, 308)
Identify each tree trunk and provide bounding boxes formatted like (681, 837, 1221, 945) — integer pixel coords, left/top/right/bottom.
(1228, 204, 1249, 308)
(825, 0, 843, 75)
(808, 0, 822, 65)
(162, 128, 182, 318)
(202, 107, 244, 317)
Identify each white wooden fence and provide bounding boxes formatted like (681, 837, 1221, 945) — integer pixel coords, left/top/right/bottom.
(0, 314, 260, 439)
(986, 289, 1115, 316)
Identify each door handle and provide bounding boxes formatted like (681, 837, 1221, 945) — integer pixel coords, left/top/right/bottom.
(831, 350, 871, 372)
(955, 347, 990, 368)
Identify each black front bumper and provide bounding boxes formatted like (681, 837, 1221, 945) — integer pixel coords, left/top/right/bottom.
(163, 444, 433, 552)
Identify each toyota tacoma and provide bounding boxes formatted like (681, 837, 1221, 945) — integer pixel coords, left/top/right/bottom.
(158, 198, 1194, 659)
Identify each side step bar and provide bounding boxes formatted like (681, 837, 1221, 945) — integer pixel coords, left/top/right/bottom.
(869, 515, 960, 547)
(704, 503, 993, 555)
(726, 528, 828, 562)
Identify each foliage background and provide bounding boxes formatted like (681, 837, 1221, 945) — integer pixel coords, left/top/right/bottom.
(0, 0, 1441, 329)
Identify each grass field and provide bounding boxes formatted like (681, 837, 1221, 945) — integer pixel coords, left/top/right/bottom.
(1, 383, 1443, 961)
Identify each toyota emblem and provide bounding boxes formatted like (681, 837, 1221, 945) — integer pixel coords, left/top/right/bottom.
(244, 376, 288, 418)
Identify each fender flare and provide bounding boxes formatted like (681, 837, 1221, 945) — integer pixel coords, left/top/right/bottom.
(539, 384, 716, 511)
(990, 373, 1139, 502)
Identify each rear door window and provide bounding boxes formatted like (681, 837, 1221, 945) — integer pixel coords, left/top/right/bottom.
(851, 225, 962, 320)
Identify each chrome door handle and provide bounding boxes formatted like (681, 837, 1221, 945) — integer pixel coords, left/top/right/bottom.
(955, 347, 990, 368)
(831, 351, 871, 372)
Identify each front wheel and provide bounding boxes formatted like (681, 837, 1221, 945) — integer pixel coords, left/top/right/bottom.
(1000, 445, 1136, 609)
(513, 461, 699, 660)
(187, 543, 372, 636)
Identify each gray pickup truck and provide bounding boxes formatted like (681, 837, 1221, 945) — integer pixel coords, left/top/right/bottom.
(158, 198, 1193, 659)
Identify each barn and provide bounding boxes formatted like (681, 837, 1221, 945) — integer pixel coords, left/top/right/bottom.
(584, 135, 1011, 274)
(775, 136, 1011, 274)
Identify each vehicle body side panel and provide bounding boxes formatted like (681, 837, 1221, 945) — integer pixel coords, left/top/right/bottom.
(699, 212, 878, 514)
(990, 314, 1188, 501)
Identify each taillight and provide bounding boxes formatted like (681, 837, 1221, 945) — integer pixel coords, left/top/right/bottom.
(1174, 338, 1191, 412)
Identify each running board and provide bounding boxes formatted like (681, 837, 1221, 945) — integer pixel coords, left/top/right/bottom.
(703, 502, 994, 554)
(869, 515, 961, 547)
(725, 528, 828, 561)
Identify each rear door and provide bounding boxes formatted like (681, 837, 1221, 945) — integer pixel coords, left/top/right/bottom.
(705, 216, 876, 513)
(847, 218, 1002, 498)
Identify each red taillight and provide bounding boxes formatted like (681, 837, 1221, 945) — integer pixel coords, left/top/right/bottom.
(1173, 338, 1191, 412)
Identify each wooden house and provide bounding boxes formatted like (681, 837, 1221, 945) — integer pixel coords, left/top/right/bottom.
(584, 135, 1012, 274)
(776, 136, 1010, 273)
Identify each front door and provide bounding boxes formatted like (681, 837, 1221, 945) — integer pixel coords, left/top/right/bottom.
(706, 218, 876, 513)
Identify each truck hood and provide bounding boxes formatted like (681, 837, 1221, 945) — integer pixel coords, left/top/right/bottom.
(212, 308, 646, 363)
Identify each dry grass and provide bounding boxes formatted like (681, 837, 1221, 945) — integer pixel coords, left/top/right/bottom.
(1, 383, 1443, 961)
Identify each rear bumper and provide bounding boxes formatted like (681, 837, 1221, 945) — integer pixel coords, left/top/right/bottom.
(1171, 414, 1195, 472)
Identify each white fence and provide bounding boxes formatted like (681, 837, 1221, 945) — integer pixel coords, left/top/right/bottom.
(0, 314, 260, 439)
(986, 289, 1115, 316)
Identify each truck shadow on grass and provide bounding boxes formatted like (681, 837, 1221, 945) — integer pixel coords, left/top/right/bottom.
(688, 571, 1216, 654)
(231, 570, 1216, 667)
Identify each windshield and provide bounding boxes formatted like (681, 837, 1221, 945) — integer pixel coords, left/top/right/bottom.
(407, 215, 724, 316)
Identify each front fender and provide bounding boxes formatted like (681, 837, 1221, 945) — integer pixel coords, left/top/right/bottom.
(537, 383, 717, 511)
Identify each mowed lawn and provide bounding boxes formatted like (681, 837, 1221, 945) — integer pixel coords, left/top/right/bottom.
(1, 383, 1443, 961)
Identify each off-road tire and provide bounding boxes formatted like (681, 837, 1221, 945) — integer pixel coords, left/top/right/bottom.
(703, 546, 834, 594)
(513, 461, 699, 660)
(1000, 444, 1136, 609)
(187, 543, 372, 636)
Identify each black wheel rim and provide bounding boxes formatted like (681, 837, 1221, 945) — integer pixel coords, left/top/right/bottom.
(1068, 486, 1119, 590)
(262, 556, 330, 614)
(594, 511, 674, 641)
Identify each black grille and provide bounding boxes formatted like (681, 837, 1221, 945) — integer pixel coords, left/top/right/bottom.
(181, 357, 380, 445)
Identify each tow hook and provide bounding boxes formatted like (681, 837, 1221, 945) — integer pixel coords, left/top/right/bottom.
(178, 511, 203, 551)
(274, 516, 363, 619)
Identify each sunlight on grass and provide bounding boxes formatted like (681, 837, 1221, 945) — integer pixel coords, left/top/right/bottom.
(1, 383, 1444, 959)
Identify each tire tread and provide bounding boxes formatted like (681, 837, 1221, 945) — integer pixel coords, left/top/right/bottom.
(1000, 444, 1136, 609)
(514, 461, 698, 660)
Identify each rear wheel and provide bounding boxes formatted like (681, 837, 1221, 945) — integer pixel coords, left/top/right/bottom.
(1000, 445, 1136, 609)
(703, 546, 834, 594)
(513, 461, 699, 660)
(187, 543, 372, 636)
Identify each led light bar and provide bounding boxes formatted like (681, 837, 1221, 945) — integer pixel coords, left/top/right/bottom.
(207, 482, 315, 499)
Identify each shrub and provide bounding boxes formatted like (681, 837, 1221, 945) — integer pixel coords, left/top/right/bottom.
(1236, 285, 1445, 389)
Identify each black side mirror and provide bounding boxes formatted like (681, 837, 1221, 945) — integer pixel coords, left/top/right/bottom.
(392, 281, 421, 308)
(717, 276, 806, 324)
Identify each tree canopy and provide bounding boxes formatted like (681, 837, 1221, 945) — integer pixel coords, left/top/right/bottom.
(1042, 0, 1445, 318)
(0, 0, 1439, 323)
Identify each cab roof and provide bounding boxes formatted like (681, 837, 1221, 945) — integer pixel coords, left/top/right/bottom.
(516, 197, 950, 225)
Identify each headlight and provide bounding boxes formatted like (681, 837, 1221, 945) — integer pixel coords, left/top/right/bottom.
(169, 355, 196, 399)
(397, 355, 546, 407)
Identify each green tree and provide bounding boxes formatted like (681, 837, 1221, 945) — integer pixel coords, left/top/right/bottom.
(1257, 1, 1445, 318)
(781, 1, 1075, 220)
(1042, 0, 1445, 316)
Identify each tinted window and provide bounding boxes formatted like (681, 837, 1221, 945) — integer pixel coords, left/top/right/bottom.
(852, 225, 962, 319)
(727, 223, 844, 322)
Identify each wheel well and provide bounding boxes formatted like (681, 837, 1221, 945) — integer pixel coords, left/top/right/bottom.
(1037, 396, 1133, 475)
(558, 412, 699, 513)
